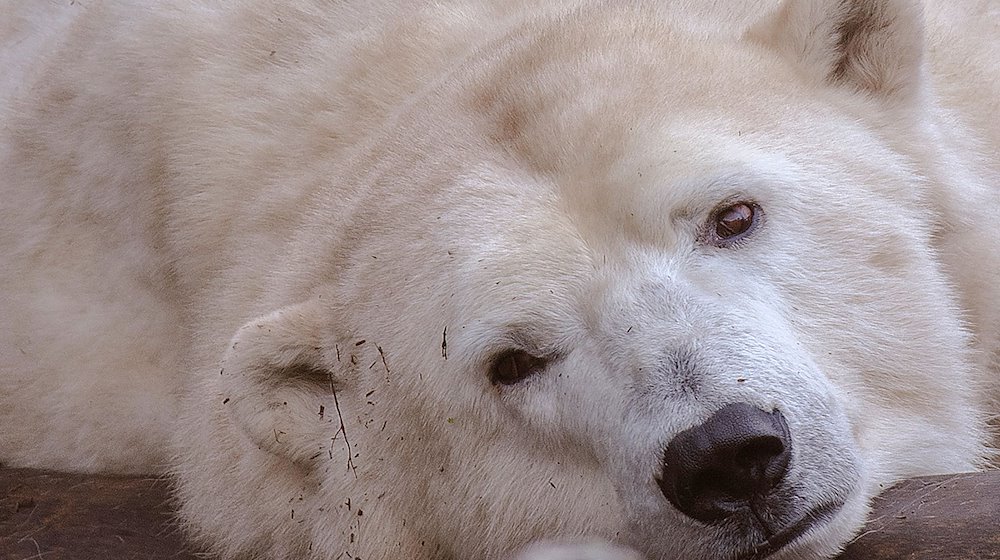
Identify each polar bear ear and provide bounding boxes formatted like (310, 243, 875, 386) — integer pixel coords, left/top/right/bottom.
(220, 301, 353, 465)
(748, 0, 925, 100)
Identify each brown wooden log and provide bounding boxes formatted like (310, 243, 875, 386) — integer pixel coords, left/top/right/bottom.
(1, 467, 998, 559)
(0, 468, 202, 560)
(838, 471, 1000, 560)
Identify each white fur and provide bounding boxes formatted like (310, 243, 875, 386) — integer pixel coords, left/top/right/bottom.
(1, 1, 996, 559)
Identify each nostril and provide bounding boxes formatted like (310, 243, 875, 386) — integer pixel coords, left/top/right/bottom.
(735, 435, 786, 482)
(658, 403, 791, 524)
(737, 437, 783, 464)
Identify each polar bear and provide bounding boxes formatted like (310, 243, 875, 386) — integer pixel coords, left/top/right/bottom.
(1, 0, 997, 559)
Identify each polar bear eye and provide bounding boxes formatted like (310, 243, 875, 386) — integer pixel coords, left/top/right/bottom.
(711, 202, 758, 244)
(489, 349, 548, 386)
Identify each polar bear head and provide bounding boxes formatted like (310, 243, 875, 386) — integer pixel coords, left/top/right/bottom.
(173, 1, 990, 559)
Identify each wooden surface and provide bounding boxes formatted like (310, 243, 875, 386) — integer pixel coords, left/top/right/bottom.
(0, 469, 201, 560)
(1, 467, 998, 559)
(838, 472, 1000, 560)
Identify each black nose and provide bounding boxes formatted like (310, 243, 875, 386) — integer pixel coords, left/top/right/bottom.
(657, 403, 791, 524)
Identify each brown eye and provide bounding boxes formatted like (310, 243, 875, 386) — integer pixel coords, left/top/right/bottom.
(714, 203, 756, 241)
(489, 349, 548, 386)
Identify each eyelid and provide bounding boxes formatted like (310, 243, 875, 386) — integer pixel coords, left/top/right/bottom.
(488, 348, 549, 386)
(484, 329, 562, 366)
(492, 327, 543, 353)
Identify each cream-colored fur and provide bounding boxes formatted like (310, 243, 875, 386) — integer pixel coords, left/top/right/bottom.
(1, 1, 996, 559)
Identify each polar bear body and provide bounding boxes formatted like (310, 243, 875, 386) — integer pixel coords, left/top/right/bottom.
(1, 1, 997, 559)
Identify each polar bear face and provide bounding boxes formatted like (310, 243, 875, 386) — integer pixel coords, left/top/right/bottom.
(174, 2, 990, 559)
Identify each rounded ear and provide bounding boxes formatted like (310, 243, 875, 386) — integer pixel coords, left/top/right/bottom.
(747, 0, 925, 100)
(220, 301, 358, 466)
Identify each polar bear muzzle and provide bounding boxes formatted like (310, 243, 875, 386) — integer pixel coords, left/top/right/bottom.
(657, 403, 792, 526)
(656, 403, 847, 557)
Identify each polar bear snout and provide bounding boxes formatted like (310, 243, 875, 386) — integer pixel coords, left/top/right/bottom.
(657, 403, 791, 525)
